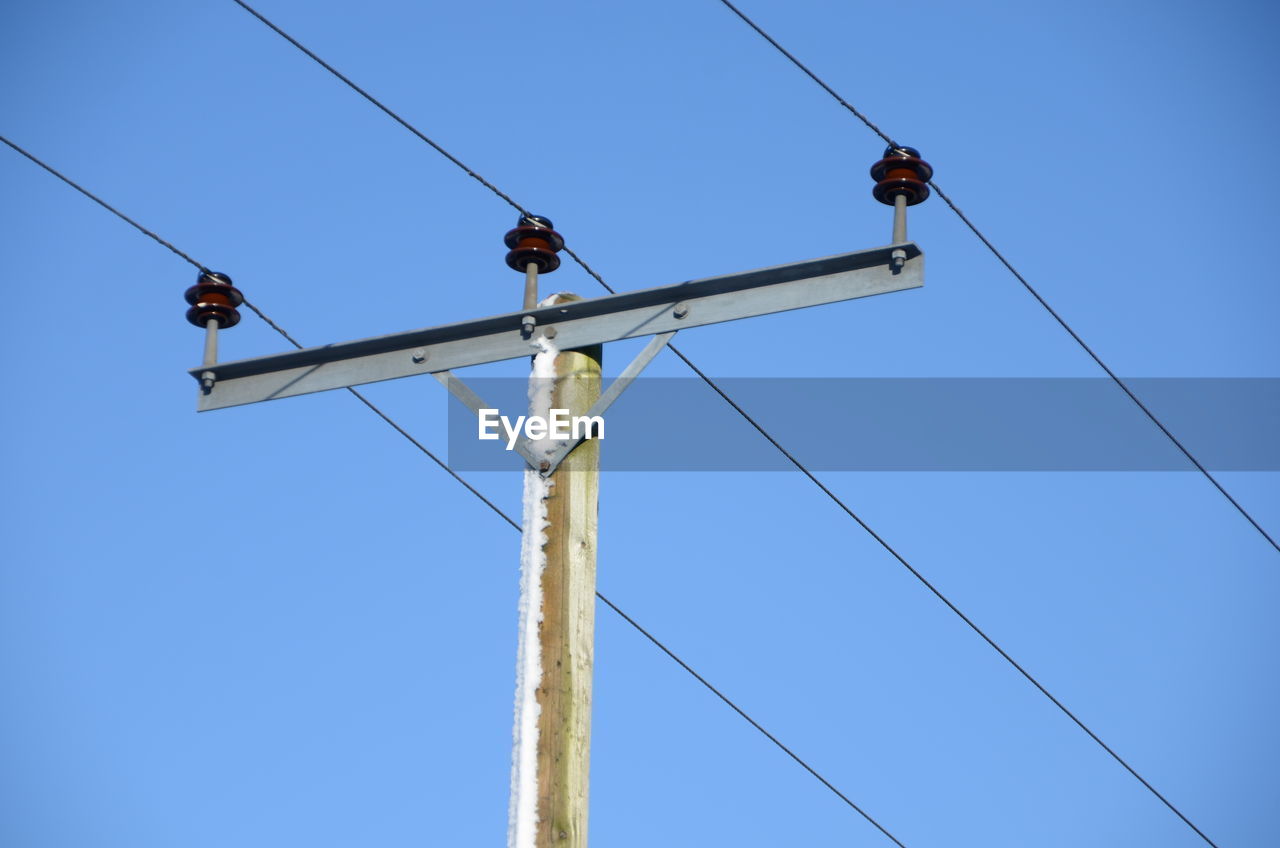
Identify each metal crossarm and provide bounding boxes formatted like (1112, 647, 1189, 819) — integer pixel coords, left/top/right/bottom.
(191, 242, 922, 411)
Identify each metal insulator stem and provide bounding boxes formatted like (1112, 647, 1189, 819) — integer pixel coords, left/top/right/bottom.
(185, 270, 242, 393)
(872, 146, 928, 272)
(202, 319, 219, 367)
(524, 261, 539, 311)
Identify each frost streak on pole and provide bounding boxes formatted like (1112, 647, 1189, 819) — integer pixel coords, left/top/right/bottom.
(508, 292, 601, 848)
(509, 337, 557, 848)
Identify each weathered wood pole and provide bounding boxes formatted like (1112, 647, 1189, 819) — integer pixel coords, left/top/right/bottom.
(535, 293, 601, 846)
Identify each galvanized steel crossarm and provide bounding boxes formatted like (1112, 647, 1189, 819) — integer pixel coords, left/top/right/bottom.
(192, 242, 923, 411)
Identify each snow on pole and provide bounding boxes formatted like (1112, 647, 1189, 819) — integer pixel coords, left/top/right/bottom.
(508, 335, 558, 848)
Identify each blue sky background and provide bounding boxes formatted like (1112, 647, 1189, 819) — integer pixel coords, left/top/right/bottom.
(2, 1, 1277, 846)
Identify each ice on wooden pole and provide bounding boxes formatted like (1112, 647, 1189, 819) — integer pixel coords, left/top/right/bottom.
(504, 218, 601, 847)
(509, 334, 557, 848)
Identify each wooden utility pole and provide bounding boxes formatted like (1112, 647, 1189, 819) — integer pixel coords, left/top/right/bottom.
(533, 293, 601, 846)
(189, 148, 930, 848)
(506, 216, 603, 846)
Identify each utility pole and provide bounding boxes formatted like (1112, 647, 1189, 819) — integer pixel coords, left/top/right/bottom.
(186, 146, 932, 847)
(529, 311, 601, 846)
(504, 215, 602, 846)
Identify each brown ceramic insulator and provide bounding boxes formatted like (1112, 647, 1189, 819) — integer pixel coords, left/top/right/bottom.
(504, 219, 564, 274)
(870, 147, 933, 206)
(872, 176, 930, 206)
(184, 270, 244, 328)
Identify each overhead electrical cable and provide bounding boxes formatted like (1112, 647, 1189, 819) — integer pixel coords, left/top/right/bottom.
(3, 135, 206, 272)
(1, 133, 908, 848)
(0, 133, 516, 531)
(711, 1, 1235, 842)
(926, 182, 1279, 559)
(713, 0, 1277, 559)
(668, 348, 1223, 847)
(226, 0, 622, 297)
(222, 4, 1225, 845)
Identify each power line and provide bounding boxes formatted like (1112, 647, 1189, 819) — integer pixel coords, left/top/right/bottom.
(712, 3, 1235, 841)
(929, 182, 1279, 556)
(713, 0, 1277, 560)
(228, 0, 524, 218)
(227, 0, 626, 299)
(713, 0, 896, 148)
(239, 298, 523, 533)
(2, 135, 206, 272)
(595, 591, 908, 848)
(0, 133, 508, 524)
(224, 3, 1225, 843)
(670, 347, 1223, 846)
(2, 134, 907, 847)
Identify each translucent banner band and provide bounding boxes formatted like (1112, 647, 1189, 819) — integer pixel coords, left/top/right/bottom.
(445, 378, 1280, 472)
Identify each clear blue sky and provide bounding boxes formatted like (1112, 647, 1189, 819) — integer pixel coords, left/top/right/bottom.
(2, 1, 1277, 846)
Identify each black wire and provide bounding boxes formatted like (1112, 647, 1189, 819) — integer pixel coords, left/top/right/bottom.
(229, 0, 527, 219)
(712, 4, 1234, 842)
(0, 132, 517, 538)
(669, 346, 1226, 847)
(714, 0, 897, 147)
(0, 134, 283, 348)
(5, 128, 906, 845)
(229, 0, 1271, 579)
(2, 134, 206, 271)
(929, 183, 1279, 555)
(229, 0, 633, 300)
(237, 298, 522, 532)
(595, 591, 908, 848)
(343, 400, 912, 846)
(713, 0, 1275, 563)
(225, 3, 1231, 843)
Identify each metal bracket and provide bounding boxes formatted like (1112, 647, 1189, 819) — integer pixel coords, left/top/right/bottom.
(434, 331, 676, 475)
(432, 370, 544, 470)
(191, 242, 923, 411)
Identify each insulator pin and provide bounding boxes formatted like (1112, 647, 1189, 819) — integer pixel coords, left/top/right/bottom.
(870, 145, 933, 206)
(504, 214, 564, 274)
(185, 270, 244, 328)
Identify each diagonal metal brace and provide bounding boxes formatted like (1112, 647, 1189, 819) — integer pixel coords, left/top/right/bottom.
(432, 371, 545, 470)
(524, 330, 674, 474)
(435, 331, 677, 475)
